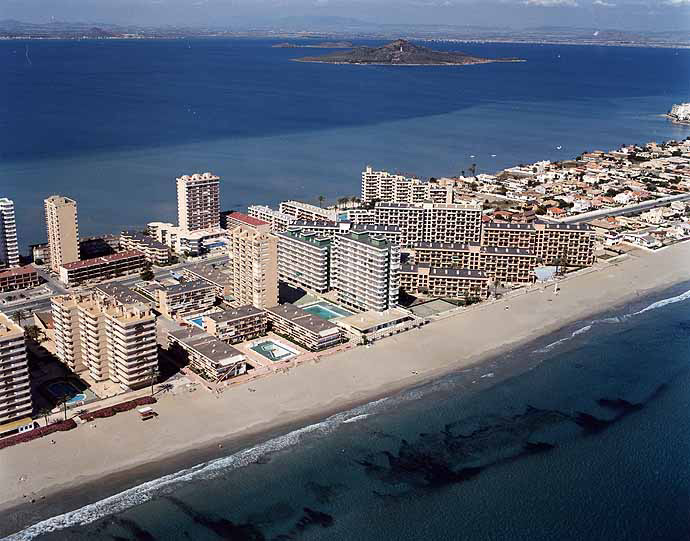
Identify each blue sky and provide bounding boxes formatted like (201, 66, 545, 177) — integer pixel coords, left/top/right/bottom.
(1, 0, 689, 31)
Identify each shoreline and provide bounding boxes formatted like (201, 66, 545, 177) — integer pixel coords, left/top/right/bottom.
(291, 58, 526, 66)
(2, 242, 690, 537)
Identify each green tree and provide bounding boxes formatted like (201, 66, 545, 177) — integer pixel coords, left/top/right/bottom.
(317, 195, 325, 208)
(24, 324, 45, 344)
(140, 260, 154, 281)
(38, 407, 52, 427)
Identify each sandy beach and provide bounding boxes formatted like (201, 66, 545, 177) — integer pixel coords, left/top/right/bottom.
(1, 242, 689, 533)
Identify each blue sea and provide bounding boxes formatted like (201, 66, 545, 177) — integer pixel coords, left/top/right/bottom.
(2, 39, 690, 247)
(5, 282, 690, 540)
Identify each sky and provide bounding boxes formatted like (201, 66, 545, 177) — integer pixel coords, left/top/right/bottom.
(1, 0, 689, 32)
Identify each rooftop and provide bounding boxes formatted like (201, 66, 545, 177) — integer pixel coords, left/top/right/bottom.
(277, 230, 332, 248)
(61, 250, 144, 271)
(162, 279, 215, 296)
(206, 304, 265, 323)
(267, 303, 340, 335)
(336, 307, 414, 333)
(94, 282, 153, 306)
(184, 263, 232, 286)
(0, 264, 38, 279)
(169, 325, 244, 363)
(222, 210, 269, 227)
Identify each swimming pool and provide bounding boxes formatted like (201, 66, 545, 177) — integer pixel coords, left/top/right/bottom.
(301, 301, 353, 321)
(46, 381, 86, 404)
(250, 340, 298, 362)
(187, 316, 204, 328)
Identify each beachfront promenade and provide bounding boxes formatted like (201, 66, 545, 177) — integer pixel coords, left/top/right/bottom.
(1, 241, 688, 524)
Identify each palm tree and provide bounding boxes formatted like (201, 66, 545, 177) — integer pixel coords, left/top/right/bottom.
(11, 310, 23, 326)
(317, 195, 325, 208)
(38, 407, 52, 427)
(150, 366, 160, 396)
(24, 324, 45, 344)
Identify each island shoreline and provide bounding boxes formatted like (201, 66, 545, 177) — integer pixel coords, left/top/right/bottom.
(0, 243, 690, 535)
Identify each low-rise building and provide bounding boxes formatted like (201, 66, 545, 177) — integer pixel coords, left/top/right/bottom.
(58, 250, 147, 286)
(247, 205, 296, 232)
(266, 303, 344, 351)
(0, 312, 33, 429)
(399, 264, 489, 300)
(221, 210, 270, 231)
(279, 200, 338, 222)
(156, 280, 216, 319)
(181, 263, 233, 298)
(167, 326, 247, 381)
(147, 221, 228, 256)
(120, 231, 171, 266)
(277, 230, 332, 293)
(204, 305, 267, 344)
(0, 265, 40, 292)
(335, 307, 424, 344)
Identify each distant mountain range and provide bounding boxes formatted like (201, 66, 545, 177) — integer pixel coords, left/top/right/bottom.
(0, 18, 687, 48)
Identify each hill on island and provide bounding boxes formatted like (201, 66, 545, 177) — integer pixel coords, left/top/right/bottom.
(295, 39, 524, 66)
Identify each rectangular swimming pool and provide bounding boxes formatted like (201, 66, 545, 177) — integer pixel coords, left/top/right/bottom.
(301, 301, 353, 321)
(250, 340, 298, 362)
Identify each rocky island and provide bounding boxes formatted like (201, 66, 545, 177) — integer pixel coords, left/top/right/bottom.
(294, 39, 524, 66)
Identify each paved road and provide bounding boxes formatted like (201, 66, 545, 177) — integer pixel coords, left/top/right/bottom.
(561, 193, 690, 224)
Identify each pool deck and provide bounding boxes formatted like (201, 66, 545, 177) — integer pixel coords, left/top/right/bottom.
(234, 332, 309, 373)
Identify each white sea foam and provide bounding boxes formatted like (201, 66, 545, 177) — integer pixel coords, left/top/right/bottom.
(5, 398, 389, 541)
(342, 414, 371, 424)
(535, 288, 690, 353)
(628, 288, 690, 317)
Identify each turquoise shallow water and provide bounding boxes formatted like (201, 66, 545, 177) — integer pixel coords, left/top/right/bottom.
(7, 282, 690, 540)
(2, 39, 689, 247)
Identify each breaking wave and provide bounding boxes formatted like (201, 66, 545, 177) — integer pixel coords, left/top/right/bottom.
(536, 288, 690, 353)
(4, 399, 389, 540)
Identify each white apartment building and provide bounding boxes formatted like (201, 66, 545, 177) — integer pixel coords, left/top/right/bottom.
(279, 200, 338, 222)
(277, 230, 331, 293)
(52, 294, 158, 390)
(177, 172, 221, 232)
(147, 221, 228, 256)
(374, 202, 483, 248)
(338, 208, 376, 225)
(45, 195, 80, 273)
(0, 198, 20, 268)
(0, 312, 32, 427)
(331, 231, 400, 313)
(361, 166, 454, 205)
(228, 223, 279, 309)
(247, 205, 296, 232)
(155, 280, 216, 319)
(669, 103, 690, 122)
